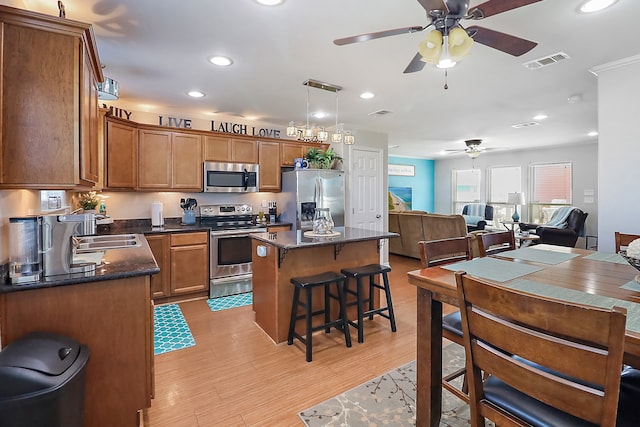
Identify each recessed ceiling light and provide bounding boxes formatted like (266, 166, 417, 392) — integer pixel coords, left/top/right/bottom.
(578, 0, 618, 13)
(360, 92, 375, 99)
(209, 56, 233, 66)
(255, 0, 284, 5)
(312, 111, 327, 119)
(187, 91, 205, 98)
(587, 131, 599, 137)
(533, 114, 548, 120)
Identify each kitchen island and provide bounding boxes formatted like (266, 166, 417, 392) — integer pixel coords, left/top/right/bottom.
(251, 227, 398, 343)
(0, 236, 158, 427)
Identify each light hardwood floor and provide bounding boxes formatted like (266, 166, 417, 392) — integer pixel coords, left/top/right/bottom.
(144, 254, 452, 426)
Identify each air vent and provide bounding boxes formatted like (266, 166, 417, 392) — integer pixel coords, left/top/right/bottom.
(522, 52, 570, 70)
(368, 109, 392, 117)
(512, 121, 540, 129)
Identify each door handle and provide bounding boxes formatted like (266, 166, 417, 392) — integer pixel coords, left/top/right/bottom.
(376, 214, 381, 219)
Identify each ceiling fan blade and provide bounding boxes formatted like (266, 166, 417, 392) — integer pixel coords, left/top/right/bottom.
(334, 26, 424, 46)
(468, 0, 542, 19)
(417, 0, 447, 13)
(403, 52, 427, 74)
(466, 26, 537, 56)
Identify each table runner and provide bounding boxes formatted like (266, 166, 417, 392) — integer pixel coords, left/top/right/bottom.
(497, 246, 580, 265)
(442, 257, 544, 282)
(507, 279, 640, 333)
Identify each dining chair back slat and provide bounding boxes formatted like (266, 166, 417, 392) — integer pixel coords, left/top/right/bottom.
(455, 271, 627, 427)
(418, 236, 473, 267)
(478, 230, 516, 257)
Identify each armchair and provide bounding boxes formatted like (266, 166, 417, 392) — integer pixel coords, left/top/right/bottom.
(462, 203, 494, 232)
(519, 207, 588, 247)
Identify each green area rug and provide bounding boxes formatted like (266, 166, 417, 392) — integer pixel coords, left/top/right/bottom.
(299, 344, 483, 427)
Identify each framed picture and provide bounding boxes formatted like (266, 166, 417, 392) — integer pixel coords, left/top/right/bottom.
(388, 164, 415, 176)
(389, 187, 413, 210)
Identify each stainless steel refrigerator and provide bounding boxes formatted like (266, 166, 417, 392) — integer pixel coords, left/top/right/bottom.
(280, 169, 345, 230)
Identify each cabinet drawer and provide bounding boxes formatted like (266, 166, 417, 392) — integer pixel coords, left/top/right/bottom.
(170, 232, 208, 246)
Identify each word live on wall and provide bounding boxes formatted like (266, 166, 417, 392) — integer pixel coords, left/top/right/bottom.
(105, 104, 281, 138)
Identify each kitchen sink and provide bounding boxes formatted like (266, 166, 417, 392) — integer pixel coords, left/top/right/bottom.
(74, 234, 141, 252)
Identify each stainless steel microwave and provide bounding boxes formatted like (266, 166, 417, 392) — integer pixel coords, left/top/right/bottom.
(203, 162, 260, 193)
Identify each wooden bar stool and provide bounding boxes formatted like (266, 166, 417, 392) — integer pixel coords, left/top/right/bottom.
(287, 271, 352, 362)
(340, 264, 397, 343)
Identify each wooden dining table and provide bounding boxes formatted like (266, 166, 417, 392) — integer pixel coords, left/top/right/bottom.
(407, 244, 640, 427)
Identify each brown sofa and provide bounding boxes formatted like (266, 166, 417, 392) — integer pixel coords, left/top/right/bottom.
(389, 211, 470, 259)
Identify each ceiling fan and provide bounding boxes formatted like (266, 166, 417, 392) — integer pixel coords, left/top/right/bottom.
(445, 139, 497, 158)
(334, 0, 542, 73)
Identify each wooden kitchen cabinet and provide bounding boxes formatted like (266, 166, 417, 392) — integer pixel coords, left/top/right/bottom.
(280, 141, 328, 166)
(147, 234, 171, 298)
(138, 129, 172, 189)
(204, 135, 258, 163)
(170, 232, 209, 295)
(138, 128, 202, 190)
(172, 132, 203, 190)
(146, 231, 209, 302)
(105, 118, 138, 188)
(259, 141, 281, 191)
(0, 6, 103, 188)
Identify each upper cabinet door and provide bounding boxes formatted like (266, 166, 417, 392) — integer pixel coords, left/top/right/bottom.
(0, 7, 103, 188)
(172, 132, 202, 190)
(81, 46, 100, 184)
(138, 129, 172, 189)
(105, 119, 138, 189)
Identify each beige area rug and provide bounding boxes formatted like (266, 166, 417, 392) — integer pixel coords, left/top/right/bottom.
(298, 344, 485, 427)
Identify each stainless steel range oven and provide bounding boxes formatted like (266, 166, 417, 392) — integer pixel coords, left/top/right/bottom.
(200, 204, 266, 298)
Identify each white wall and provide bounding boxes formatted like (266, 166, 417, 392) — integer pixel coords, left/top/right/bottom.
(595, 56, 640, 252)
(433, 142, 598, 247)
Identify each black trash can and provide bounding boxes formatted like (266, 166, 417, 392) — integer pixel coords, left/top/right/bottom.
(0, 331, 89, 427)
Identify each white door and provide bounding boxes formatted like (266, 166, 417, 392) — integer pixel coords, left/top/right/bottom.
(348, 146, 384, 232)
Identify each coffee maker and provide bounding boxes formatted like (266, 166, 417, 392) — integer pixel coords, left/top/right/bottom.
(9, 217, 43, 283)
(8, 213, 97, 283)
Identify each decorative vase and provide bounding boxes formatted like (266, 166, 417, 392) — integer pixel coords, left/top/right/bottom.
(312, 208, 334, 234)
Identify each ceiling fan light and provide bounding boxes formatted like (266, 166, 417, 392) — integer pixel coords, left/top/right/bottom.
(448, 27, 473, 62)
(418, 30, 443, 64)
(436, 35, 457, 69)
(466, 150, 481, 159)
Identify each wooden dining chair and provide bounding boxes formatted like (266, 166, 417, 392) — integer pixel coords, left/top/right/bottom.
(455, 271, 627, 427)
(478, 230, 516, 257)
(615, 232, 640, 253)
(418, 236, 473, 403)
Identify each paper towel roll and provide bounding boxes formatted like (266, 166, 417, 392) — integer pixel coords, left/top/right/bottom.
(151, 202, 164, 226)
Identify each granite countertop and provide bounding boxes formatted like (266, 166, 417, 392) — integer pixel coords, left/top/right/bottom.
(0, 234, 159, 294)
(98, 218, 292, 235)
(251, 226, 399, 250)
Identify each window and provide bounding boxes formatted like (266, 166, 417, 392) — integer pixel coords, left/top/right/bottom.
(488, 166, 522, 224)
(529, 162, 572, 224)
(452, 169, 481, 213)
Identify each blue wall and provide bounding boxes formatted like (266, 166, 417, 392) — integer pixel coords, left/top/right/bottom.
(388, 157, 435, 212)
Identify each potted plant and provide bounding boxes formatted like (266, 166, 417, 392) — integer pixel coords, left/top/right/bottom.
(78, 191, 98, 212)
(305, 147, 343, 169)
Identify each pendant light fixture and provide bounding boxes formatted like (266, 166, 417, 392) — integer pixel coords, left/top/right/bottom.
(287, 79, 354, 145)
(97, 77, 119, 100)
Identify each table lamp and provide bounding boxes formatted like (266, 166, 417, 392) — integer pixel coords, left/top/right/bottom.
(507, 192, 525, 222)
